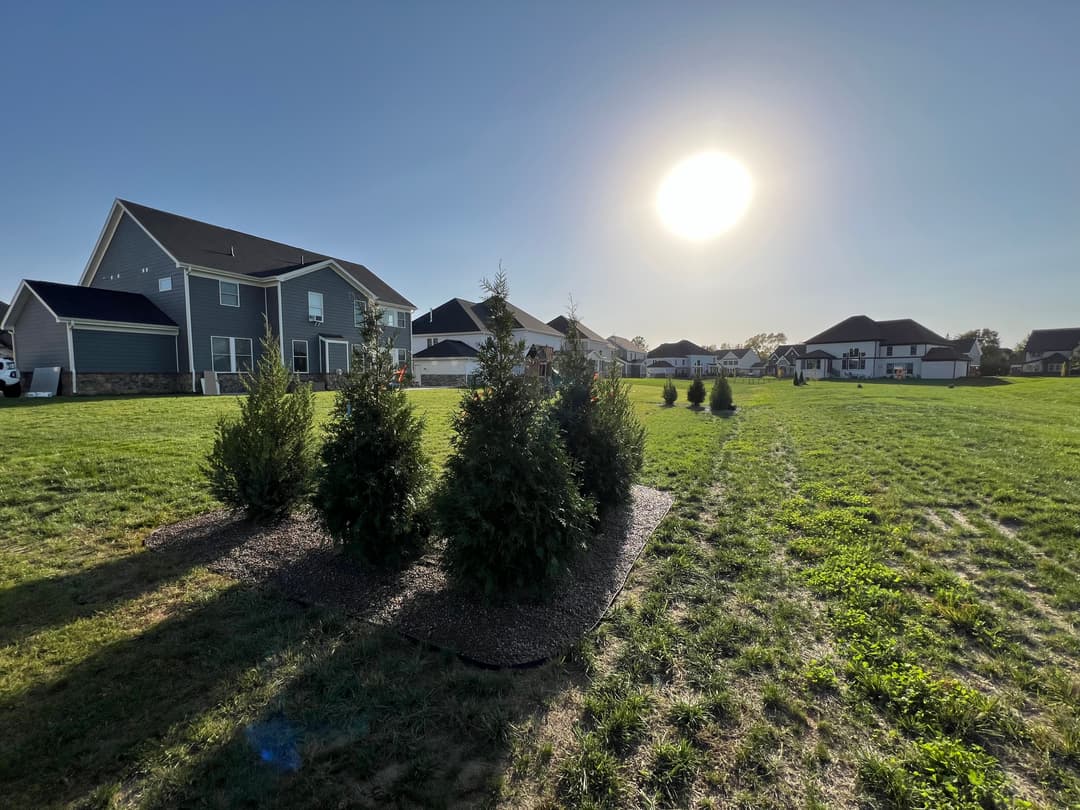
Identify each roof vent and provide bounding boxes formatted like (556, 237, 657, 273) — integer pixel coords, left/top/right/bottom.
(230, 245, 235, 257)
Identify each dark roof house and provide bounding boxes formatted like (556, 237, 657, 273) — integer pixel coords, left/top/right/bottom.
(647, 339, 711, 359)
(805, 315, 951, 346)
(413, 298, 562, 338)
(1026, 328, 1080, 357)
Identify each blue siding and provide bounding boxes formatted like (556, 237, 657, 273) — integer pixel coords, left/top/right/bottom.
(280, 268, 410, 372)
(90, 213, 188, 369)
(73, 330, 177, 372)
(11, 294, 68, 372)
(187, 275, 268, 373)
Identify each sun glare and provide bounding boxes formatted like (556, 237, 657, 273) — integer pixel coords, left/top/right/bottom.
(656, 152, 754, 241)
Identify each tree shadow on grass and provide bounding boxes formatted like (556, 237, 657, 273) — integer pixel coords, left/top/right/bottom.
(0, 513, 257, 647)
(0, 583, 324, 808)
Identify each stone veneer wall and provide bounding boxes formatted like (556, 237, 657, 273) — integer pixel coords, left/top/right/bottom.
(418, 373, 469, 388)
(20, 370, 187, 396)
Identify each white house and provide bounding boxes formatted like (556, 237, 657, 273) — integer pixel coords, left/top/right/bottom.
(950, 337, 983, 374)
(607, 335, 646, 377)
(645, 339, 715, 378)
(715, 347, 761, 376)
(547, 316, 615, 374)
(411, 297, 563, 386)
(796, 315, 970, 380)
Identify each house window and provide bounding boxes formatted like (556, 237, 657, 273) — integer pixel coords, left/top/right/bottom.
(805, 359, 819, 370)
(308, 291, 324, 322)
(158, 276, 173, 292)
(842, 347, 864, 370)
(910, 344, 917, 356)
(219, 280, 240, 307)
(396, 311, 408, 329)
(1048, 363, 1063, 373)
(292, 340, 309, 373)
(383, 309, 396, 327)
(353, 299, 366, 327)
(427, 338, 439, 348)
(886, 346, 893, 357)
(211, 337, 253, 373)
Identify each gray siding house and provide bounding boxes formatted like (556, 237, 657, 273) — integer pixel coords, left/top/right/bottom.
(1, 200, 414, 394)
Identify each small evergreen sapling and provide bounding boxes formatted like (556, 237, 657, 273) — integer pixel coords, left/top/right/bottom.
(205, 318, 316, 523)
(437, 272, 593, 596)
(314, 303, 428, 564)
(710, 374, 734, 411)
(662, 379, 678, 405)
(687, 375, 706, 407)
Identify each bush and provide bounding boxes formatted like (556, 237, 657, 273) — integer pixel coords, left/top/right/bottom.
(662, 378, 677, 405)
(710, 374, 734, 411)
(554, 315, 645, 511)
(314, 304, 428, 564)
(437, 273, 594, 596)
(687, 376, 706, 407)
(205, 319, 316, 523)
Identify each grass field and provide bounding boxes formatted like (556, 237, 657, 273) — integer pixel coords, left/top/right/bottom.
(1, 377, 1078, 808)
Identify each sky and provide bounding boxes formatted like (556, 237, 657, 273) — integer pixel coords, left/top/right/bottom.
(1, 2, 1078, 348)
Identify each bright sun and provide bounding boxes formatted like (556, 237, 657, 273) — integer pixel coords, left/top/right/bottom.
(656, 152, 754, 241)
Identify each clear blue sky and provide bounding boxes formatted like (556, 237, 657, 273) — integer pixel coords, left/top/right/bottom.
(2, 1, 1077, 348)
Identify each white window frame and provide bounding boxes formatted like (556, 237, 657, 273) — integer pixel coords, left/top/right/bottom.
(353, 298, 365, 327)
(383, 309, 396, 327)
(211, 336, 253, 373)
(292, 339, 309, 373)
(427, 337, 439, 348)
(396, 311, 408, 329)
(308, 291, 324, 322)
(219, 280, 240, 307)
(158, 276, 173, 292)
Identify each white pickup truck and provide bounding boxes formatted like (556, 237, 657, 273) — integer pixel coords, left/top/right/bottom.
(1, 359, 21, 397)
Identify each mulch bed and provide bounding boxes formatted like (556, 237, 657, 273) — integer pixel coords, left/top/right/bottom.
(144, 485, 674, 667)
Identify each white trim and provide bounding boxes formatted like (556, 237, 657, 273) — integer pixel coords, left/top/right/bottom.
(218, 279, 240, 307)
(2, 281, 63, 330)
(69, 320, 180, 335)
(318, 335, 350, 374)
(183, 268, 195, 392)
(307, 290, 325, 322)
(277, 260, 377, 301)
(187, 266, 274, 285)
(291, 339, 309, 374)
(276, 282, 285, 361)
(158, 276, 173, 292)
(175, 334, 180, 373)
(66, 322, 77, 394)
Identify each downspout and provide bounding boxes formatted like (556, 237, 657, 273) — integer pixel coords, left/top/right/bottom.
(66, 322, 77, 395)
(277, 281, 285, 362)
(183, 268, 196, 392)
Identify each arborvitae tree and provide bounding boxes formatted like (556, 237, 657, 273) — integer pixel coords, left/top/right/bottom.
(314, 303, 428, 564)
(554, 310, 645, 511)
(710, 374, 734, 411)
(799, 372, 806, 385)
(687, 375, 706, 407)
(437, 272, 593, 596)
(205, 318, 316, 523)
(793, 372, 799, 386)
(662, 378, 678, 405)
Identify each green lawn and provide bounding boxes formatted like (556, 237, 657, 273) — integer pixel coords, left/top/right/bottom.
(1, 377, 1077, 807)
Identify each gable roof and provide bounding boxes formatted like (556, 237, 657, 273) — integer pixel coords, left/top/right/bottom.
(23, 280, 176, 327)
(770, 343, 805, 359)
(923, 346, 966, 362)
(105, 200, 413, 308)
(950, 337, 978, 354)
(413, 339, 479, 359)
(649, 360, 673, 368)
(806, 315, 950, 346)
(607, 335, 644, 353)
(648, 339, 710, 359)
(547, 316, 605, 342)
(412, 297, 562, 338)
(1027, 327, 1080, 355)
(717, 347, 755, 359)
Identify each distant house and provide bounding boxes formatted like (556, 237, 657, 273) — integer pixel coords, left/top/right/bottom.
(1011, 328, 1080, 375)
(607, 335, 647, 377)
(715, 347, 761, 376)
(645, 340, 715, 378)
(796, 315, 969, 380)
(0, 300, 12, 359)
(766, 344, 804, 377)
(0, 199, 414, 395)
(411, 297, 562, 386)
(949, 337, 983, 375)
(547, 316, 615, 374)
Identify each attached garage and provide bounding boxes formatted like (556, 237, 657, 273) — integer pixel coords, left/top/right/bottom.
(413, 339, 479, 387)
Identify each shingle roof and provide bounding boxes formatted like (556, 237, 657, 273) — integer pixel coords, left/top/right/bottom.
(647, 339, 710, 359)
(923, 347, 966, 362)
(717, 347, 755, 359)
(118, 200, 414, 309)
(607, 335, 644, 353)
(413, 339, 479, 359)
(806, 315, 950, 346)
(412, 297, 562, 338)
(1026, 352, 1070, 365)
(26, 280, 176, 326)
(950, 337, 978, 354)
(1027, 328, 1080, 355)
(798, 349, 835, 359)
(771, 343, 805, 359)
(547, 316, 605, 342)
(649, 360, 674, 368)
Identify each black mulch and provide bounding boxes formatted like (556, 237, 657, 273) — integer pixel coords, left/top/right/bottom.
(144, 485, 674, 667)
